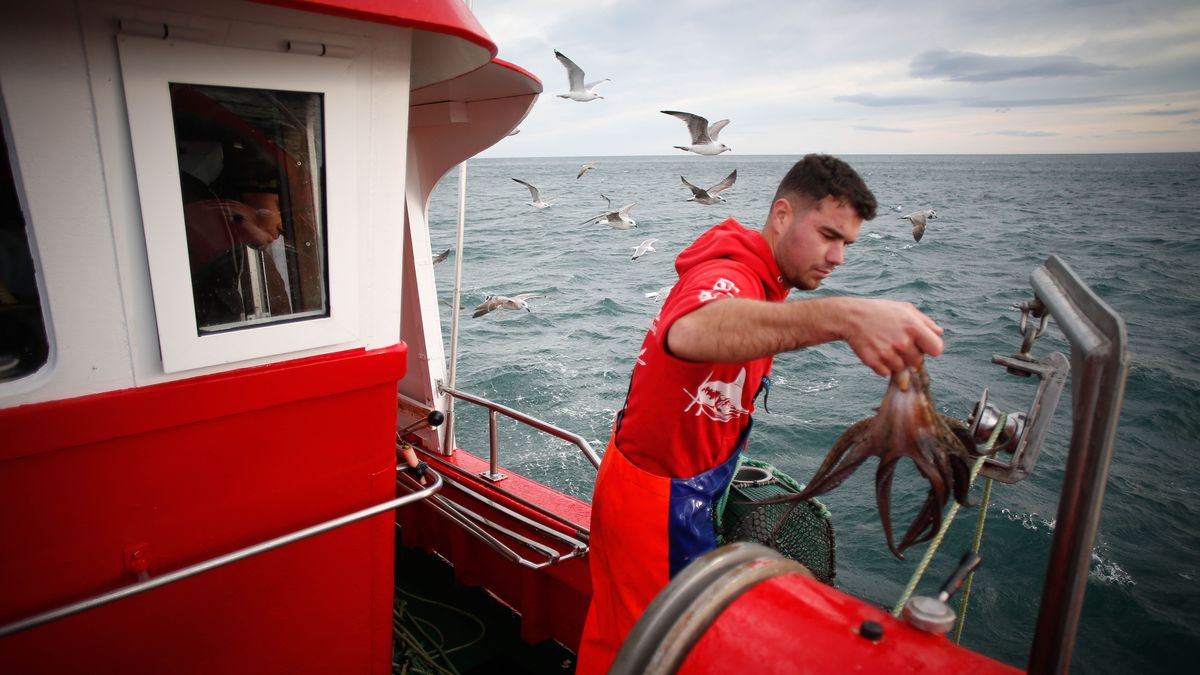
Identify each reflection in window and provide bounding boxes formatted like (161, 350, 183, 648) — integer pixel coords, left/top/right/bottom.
(171, 84, 328, 334)
(0, 131, 48, 381)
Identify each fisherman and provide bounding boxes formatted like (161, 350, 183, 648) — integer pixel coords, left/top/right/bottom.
(575, 154, 944, 673)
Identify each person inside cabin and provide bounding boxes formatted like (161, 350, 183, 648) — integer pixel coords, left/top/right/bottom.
(575, 154, 945, 673)
(178, 138, 292, 329)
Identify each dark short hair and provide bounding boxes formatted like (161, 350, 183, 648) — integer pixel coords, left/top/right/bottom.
(773, 154, 877, 220)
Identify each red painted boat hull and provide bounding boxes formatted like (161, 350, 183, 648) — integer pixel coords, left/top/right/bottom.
(0, 346, 406, 674)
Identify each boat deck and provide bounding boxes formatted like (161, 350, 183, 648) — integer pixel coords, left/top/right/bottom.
(393, 542, 577, 674)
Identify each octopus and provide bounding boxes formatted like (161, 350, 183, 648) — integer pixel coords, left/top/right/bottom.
(789, 363, 977, 559)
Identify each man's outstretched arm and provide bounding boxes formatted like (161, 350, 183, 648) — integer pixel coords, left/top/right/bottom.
(666, 296, 944, 376)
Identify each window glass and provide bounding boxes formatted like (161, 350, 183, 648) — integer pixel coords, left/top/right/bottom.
(171, 84, 328, 334)
(0, 131, 48, 381)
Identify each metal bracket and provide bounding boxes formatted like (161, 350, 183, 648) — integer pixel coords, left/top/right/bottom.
(977, 351, 1069, 484)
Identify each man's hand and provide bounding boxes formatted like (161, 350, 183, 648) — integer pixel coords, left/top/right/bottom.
(837, 298, 944, 376)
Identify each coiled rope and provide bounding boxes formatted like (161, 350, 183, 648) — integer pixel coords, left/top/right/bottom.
(890, 415, 1006, 622)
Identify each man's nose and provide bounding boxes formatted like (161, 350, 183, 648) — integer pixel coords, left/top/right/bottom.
(828, 243, 845, 266)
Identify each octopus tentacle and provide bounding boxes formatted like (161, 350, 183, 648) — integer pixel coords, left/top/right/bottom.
(896, 490, 944, 556)
(874, 453, 903, 557)
(793, 417, 875, 500)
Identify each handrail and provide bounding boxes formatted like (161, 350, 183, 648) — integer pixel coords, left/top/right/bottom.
(1025, 256, 1130, 674)
(439, 384, 602, 471)
(0, 469, 443, 639)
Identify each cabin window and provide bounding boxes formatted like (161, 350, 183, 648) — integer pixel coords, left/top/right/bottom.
(0, 130, 49, 381)
(172, 84, 328, 333)
(118, 35, 360, 372)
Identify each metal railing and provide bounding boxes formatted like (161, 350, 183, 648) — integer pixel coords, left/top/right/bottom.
(399, 468, 588, 570)
(0, 469, 443, 639)
(439, 384, 602, 477)
(1024, 256, 1130, 674)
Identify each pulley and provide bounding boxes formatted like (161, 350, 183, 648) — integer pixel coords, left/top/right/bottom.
(963, 302, 1069, 484)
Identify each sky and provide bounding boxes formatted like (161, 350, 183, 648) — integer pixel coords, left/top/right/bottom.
(469, 0, 1200, 157)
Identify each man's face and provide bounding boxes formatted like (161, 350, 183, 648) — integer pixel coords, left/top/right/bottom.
(771, 195, 862, 290)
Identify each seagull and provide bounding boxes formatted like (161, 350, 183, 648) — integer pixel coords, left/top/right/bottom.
(900, 209, 937, 242)
(661, 110, 731, 155)
(512, 178, 556, 209)
(681, 169, 737, 205)
(471, 293, 545, 318)
(645, 286, 673, 302)
(577, 162, 597, 179)
(893, 205, 903, 212)
(599, 194, 613, 209)
(580, 202, 637, 230)
(631, 238, 659, 260)
(432, 248, 451, 266)
(554, 50, 609, 102)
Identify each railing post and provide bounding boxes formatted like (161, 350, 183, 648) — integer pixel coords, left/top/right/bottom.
(480, 409, 507, 482)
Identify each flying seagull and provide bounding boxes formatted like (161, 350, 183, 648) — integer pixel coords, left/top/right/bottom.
(900, 209, 937, 242)
(631, 238, 659, 260)
(432, 248, 451, 266)
(471, 293, 545, 318)
(577, 162, 597, 179)
(644, 285, 673, 302)
(599, 194, 613, 209)
(580, 202, 638, 230)
(512, 178, 556, 209)
(661, 110, 731, 155)
(681, 169, 737, 205)
(554, 50, 609, 102)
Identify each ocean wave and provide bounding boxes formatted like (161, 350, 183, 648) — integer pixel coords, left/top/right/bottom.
(999, 508, 1134, 587)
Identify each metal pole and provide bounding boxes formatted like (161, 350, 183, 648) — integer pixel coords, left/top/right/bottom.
(482, 408, 506, 481)
(443, 160, 467, 455)
(0, 471, 443, 638)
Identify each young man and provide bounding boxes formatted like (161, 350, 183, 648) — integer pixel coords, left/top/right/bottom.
(575, 154, 944, 673)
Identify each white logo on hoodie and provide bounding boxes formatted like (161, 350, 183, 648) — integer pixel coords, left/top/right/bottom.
(683, 368, 749, 422)
(697, 277, 741, 303)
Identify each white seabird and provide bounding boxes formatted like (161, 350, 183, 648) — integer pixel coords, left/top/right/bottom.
(471, 293, 545, 318)
(579, 202, 638, 230)
(554, 50, 609, 102)
(512, 178, 556, 209)
(644, 285, 673, 302)
(900, 209, 938, 242)
(681, 169, 737, 205)
(631, 238, 659, 260)
(661, 110, 731, 155)
(577, 162, 597, 179)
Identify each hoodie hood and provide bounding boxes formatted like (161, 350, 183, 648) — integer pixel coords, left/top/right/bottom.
(675, 218, 788, 301)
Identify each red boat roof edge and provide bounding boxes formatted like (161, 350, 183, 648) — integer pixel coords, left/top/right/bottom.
(251, 0, 498, 58)
(492, 57, 541, 88)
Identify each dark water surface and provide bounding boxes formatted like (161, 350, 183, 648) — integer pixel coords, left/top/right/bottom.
(427, 154, 1200, 673)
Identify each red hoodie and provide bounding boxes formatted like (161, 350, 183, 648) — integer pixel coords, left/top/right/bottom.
(614, 217, 789, 477)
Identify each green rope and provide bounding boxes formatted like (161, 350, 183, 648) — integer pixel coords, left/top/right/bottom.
(890, 416, 1006, 617)
(953, 473, 996, 643)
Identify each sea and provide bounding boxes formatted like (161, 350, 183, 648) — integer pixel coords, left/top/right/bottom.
(425, 153, 1200, 674)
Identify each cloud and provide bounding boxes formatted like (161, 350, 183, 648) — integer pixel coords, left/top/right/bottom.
(1185, 118, 1200, 126)
(978, 130, 1061, 137)
(959, 96, 1113, 108)
(834, 93, 939, 107)
(1131, 107, 1199, 116)
(911, 49, 1122, 82)
(854, 125, 914, 134)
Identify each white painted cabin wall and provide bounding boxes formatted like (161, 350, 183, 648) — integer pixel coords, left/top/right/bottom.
(0, 0, 418, 406)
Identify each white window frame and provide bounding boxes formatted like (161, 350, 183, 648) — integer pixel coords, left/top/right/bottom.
(117, 35, 359, 373)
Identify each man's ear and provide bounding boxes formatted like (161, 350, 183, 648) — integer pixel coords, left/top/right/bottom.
(769, 197, 792, 235)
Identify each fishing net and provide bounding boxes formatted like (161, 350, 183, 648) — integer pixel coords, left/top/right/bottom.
(714, 457, 837, 585)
